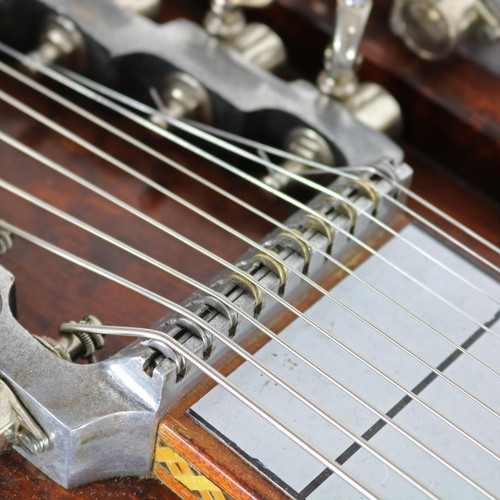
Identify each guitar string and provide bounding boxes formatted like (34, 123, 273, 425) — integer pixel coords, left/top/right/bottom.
(0, 85, 496, 383)
(0, 74, 498, 488)
(1, 70, 499, 407)
(12, 55, 498, 335)
(0, 187, 443, 499)
(0, 223, 381, 500)
(0, 18, 495, 499)
(0, 60, 496, 345)
(1, 130, 499, 469)
(0, 43, 498, 464)
(2, 68, 499, 424)
(3, 178, 495, 495)
(55, 65, 500, 289)
(1, 219, 494, 499)
(165, 116, 500, 269)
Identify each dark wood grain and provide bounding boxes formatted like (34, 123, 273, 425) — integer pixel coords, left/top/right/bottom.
(248, 0, 500, 199)
(0, 1, 498, 498)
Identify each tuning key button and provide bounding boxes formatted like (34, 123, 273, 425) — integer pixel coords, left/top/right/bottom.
(150, 72, 213, 129)
(391, 0, 500, 60)
(205, 0, 286, 71)
(262, 127, 335, 190)
(25, 15, 86, 74)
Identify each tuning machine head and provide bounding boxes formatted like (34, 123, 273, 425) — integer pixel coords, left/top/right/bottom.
(390, 0, 500, 60)
(317, 0, 402, 136)
(25, 1, 162, 74)
(204, 0, 286, 71)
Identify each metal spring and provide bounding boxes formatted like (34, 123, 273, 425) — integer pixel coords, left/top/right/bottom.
(75, 315, 105, 363)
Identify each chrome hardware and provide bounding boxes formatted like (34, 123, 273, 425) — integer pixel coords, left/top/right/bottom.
(150, 73, 212, 129)
(199, 295, 239, 337)
(317, 0, 402, 135)
(275, 230, 313, 275)
(113, 0, 162, 18)
(318, 0, 373, 100)
(322, 196, 359, 233)
(145, 340, 187, 379)
(345, 177, 381, 215)
(225, 23, 287, 71)
(0, 155, 412, 488)
(300, 213, 336, 254)
(25, 1, 162, 74)
(0, 380, 49, 456)
(262, 127, 334, 190)
(251, 250, 289, 295)
(205, 0, 286, 70)
(174, 318, 213, 359)
(391, 0, 500, 60)
(227, 271, 264, 317)
(35, 315, 104, 363)
(25, 15, 86, 73)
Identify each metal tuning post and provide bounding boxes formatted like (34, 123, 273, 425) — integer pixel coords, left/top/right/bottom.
(263, 127, 335, 190)
(25, 1, 162, 74)
(317, 0, 402, 136)
(204, 0, 287, 71)
(34, 315, 105, 364)
(390, 0, 500, 60)
(150, 73, 213, 129)
(25, 15, 86, 73)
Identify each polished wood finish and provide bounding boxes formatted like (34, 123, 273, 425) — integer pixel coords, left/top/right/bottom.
(251, 0, 500, 199)
(0, 0, 498, 498)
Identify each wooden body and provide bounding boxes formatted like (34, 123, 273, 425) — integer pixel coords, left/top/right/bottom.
(0, 0, 498, 498)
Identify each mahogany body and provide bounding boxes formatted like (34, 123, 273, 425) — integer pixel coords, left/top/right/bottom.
(0, 0, 499, 498)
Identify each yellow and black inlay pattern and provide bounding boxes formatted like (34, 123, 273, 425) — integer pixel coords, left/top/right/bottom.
(154, 439, 232, 500)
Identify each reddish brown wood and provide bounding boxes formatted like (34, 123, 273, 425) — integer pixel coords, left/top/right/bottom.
(248, 0, 500, 199)
(0, 1, 498, 498)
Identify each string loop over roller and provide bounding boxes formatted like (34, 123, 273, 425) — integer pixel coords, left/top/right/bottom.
(174, 318, 213, 359)
(251, 250, 289, 296)
(147, 340, 187, 381)
(322, 196, 358, 234)
(345, 177, 381, 215)
(199, 295, 239, 337)
(300, 213, 335, 255)
(226, 271, 264, 318)
(274, 229, 312, 275)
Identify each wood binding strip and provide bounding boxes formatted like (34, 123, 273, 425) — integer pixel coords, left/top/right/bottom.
(151, 213, 408, 499)
(154, 440, 231, 500)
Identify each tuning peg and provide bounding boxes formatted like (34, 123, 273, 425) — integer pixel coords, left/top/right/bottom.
(205, 0, 286, 71)
(25, 15, 86, 74)
(262, 127, 335, 190)
(317, 0, 402, 136)
(390, 0, 500, 60)
(24, 1, 162, 74)
(150, 72, 212, 129)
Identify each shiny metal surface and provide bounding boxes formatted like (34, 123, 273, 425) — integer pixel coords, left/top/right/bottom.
(391, 0, 500, 59)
